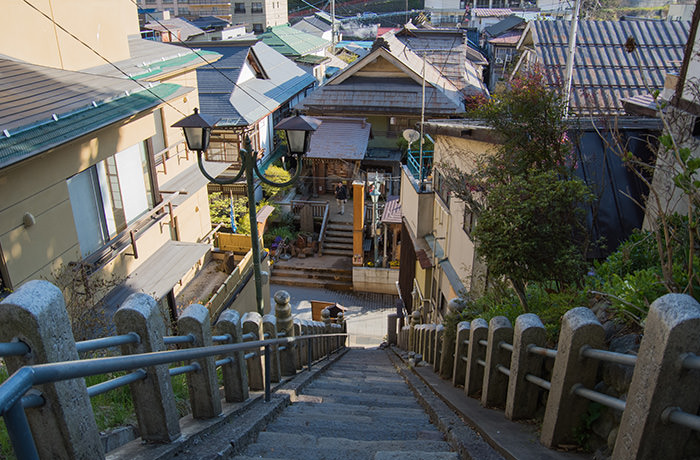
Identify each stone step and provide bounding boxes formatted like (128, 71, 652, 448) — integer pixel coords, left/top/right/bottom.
(303, 380, 416, 398)
(269, 276, 353, 291)
(270, 268, 352, 282)
(271, 263, 351, 275)
(323, 242, 354, 250)
(240, 432, 453, 460)
(321, 248, 354, 257)
(297, 389, 419, 408)
(327, 223, 353, 231)
(283, 402, 431, 424)
(324, 236, 353, 244)
(264, 418, 442, 441)
(326, 229, 353, 237)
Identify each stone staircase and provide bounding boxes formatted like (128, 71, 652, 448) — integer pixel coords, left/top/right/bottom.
(233, 349, 458, 460)
(322, 221, 353, 257)
(270, 262, 353, 291)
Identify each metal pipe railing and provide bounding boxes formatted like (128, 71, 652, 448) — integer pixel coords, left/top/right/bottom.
(682, 353, 700, 371)
(76, 333, 140, 354)
(663, 407, 700, 431)
(169, 363, 201, 377)
(525, 374, 551, 391)
(87, 370, 147, 398)
(527, 344, 557, 359)
(580, 346, 637, 366)
(496, 364, 510, 377)
(499, 342, 513, 352)
(163, 334, 195, 345)
(0, 342, 30, 357)
(212, 334, 231, 343)
(572, 384, 626, 412)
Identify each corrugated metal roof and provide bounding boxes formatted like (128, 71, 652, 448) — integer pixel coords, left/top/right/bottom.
(84, 35, 220, 80)
(291, 16, 331, 37)
(0, 58, 158, 133)
(529, 20, 689, 116)
(381, 195, 402, 224)
(488, 29, 523, 45)
(306, 117, 370, 160)
(196, 42, 316, 127)
(0, 82, 186, 169)
(259, 25, 329, 57)
(473, 8, 513, 17)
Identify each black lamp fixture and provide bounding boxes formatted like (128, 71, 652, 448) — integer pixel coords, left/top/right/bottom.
(172, 109, 321, 316)
(172, 108, 217, 152)
(274, 114, 322, 156)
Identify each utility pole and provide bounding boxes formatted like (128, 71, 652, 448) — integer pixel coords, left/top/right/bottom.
(331, 0, 337, 46)
(563, 0, 582, 119)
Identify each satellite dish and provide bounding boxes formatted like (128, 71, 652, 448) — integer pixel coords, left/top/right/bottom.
(403, 129, 420, 144)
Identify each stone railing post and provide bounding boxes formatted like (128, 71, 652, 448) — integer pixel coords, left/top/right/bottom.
(301, 320, 312, 365)
(337, 312, 346, 348)
(481, 316, 513, 408)
(322, 309, 332, 357)
(0, 280, 104, 459)
(274, 291, 297, 376)
(214, 309, 249, 402)
(613, 294, 700, 460)
(312, 321, 321, 361)
(409, 310, 421, 352)
(439, 323, 455, 380)
(505, 313, 546, 420)
(262, 314, 281, 383)
(452, 321, 470, 387)
(115, 292, 181, 442)
(465, 318, 488, 396)
(177, 304, 222, 419)
(541, 307, 604, 448)
(387, 313, 398, 345)
(433, 324, 444, 372)
(293, 318, 304, 370)
(419, 324, 428, 358)
(242, 312, 264, 391)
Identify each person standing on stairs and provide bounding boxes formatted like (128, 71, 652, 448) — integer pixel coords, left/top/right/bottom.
(335, 181, 348, 215)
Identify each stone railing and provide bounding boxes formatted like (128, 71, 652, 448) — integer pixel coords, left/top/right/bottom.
(0, 281, 346, 459)
(394, 294, 700, 460)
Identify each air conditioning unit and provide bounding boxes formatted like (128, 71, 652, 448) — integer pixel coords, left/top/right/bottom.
(495, 57, 504, 64)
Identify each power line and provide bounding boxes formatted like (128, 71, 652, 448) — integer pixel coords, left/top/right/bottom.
(21, 0, 188, 117)
(133, 0, 277, 112)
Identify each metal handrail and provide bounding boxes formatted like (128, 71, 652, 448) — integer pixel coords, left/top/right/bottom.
(580, 346, 637, 366)
(0, 332, 348, 459)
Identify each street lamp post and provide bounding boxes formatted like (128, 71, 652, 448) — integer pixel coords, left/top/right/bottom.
(369, 183, 381, 267)
(174, 109, 320, 316)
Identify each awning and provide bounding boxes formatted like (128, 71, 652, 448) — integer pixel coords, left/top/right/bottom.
(439, 257, 466, 295)
(159, 161, 231, 206)
(381, 196, 401, 224)
(103, 240, 210, 309)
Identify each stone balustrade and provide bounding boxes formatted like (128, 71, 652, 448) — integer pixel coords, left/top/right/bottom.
(395, 294, 700, 460)
(0, 280, 345, 459)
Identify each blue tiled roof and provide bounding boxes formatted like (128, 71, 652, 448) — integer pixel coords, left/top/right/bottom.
(196, 42, 316, 127)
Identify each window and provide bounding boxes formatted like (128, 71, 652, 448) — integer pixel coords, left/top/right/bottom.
(206, 132, 241, 163)
(234, 2, 245, 13)
(693, 117, 700, 138)
(433, 169, 451, 206)
(67, 143, 153, 258)
(251, 2, 263, 12)
(463, 208, 475, 236)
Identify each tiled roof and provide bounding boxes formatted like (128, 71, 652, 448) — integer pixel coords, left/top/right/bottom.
(381, 196, 402, 224)
(488, 29, 523, 45)
(259, 25, 329, 57)
(144, 18, 205, 41)
(306, 117, 370, 160)
(483, 15, 525, 38)
(196, 42, 316, 127)
(526, 19, 689, 116)
(84, 35, 220, 80)
(0, 78, 186, 169)
(473, 8, 513, 17)
(297, 77, 464, 115)
(394, 28, 487, 94)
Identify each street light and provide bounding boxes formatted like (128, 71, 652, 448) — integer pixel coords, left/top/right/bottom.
(369, 183, 381, 268)
(173, 109, 321, 316)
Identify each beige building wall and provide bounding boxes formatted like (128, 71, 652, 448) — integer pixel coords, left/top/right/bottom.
(0, 114, 156, 287)
(2, 0, 138, 70)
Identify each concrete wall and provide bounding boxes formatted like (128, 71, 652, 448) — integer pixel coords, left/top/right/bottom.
(1, 0, 139, 70)
(353, 267, 399, 294)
